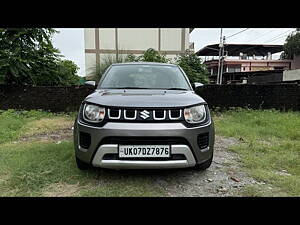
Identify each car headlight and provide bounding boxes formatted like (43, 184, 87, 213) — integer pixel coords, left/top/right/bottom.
(83, 104, 105, 123)
(184, 105, 206, 124)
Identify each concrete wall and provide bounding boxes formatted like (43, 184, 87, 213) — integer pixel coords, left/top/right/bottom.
(196, 84, 300, 110)
(283, 69, 300, 81)
(84, 28, 190, 76)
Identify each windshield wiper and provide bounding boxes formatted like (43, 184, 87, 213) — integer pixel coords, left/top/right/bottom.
(165, 88, 188, 91)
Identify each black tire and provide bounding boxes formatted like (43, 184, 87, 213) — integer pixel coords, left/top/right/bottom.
(75, 156, 90, 170)
(194, 156, 213, 170)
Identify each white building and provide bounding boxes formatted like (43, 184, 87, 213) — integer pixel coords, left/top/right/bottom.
(84, 28, 194, 76)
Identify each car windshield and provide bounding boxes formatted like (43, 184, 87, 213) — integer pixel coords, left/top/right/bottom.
(98, 64, 191, 90)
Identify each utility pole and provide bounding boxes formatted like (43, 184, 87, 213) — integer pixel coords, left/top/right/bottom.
(217, 28, 223, 84)
(219, 36, 226, 84)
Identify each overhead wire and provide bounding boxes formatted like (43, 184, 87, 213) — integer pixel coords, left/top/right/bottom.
(247, 29, 276, 43)
(263, 29, 295, 43)
(226, 28, 250, 39)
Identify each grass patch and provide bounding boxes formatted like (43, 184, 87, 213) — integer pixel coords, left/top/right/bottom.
(213, 108, 300, 196)
(1, 108, 299, 197)
(0, 109, 76, 144)
(20, 117, 74, 138)
(0, 110, 166, 197)
(0, 141, 166, 197)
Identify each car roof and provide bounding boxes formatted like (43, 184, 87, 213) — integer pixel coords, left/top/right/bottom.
(111, 62, 177, 67)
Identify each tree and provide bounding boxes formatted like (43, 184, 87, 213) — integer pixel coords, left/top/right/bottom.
(91, 49, 170, 82)
(33, 59, 80, 86)
(174, 50, 209, 84)
(0, 28, 80, 86)
(89, 48, 209, 85)
(126, 49, 209, 83)
(126, 48, 170, 63)
(281, 29, 300, 59)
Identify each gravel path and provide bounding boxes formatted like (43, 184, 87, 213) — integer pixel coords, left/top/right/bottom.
(152, 135, 257, 197)
(101, 135, 258, 197)
(34, 125, 257, 197)
(13, 121, 258, 196)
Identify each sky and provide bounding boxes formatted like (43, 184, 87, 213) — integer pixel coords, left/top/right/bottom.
(52, 28, 296, 76)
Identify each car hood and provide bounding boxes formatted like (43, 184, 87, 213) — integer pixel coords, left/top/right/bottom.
(84, 89, 206, 108)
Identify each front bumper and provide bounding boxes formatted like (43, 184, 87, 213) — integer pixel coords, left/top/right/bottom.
(92, 144, 196, 169)
(74, 119, 215, 169)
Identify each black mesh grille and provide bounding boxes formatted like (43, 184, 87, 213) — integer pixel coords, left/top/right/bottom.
(125, 110, 135, 118)
(197, 133, 209, 149)
(79, 132, 91, 149)
(109, 109, 120, 118)
(154, 110, 165, 118)
(170, 109, 181, 118)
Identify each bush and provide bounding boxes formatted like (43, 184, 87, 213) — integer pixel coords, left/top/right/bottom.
(174, 50, 209, 84)
(126, 48, 170, 63)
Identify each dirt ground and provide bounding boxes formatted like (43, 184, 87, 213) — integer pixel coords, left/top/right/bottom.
(94, 135, 258, 197)
(152, 136, 258, 197)
(25, 125, 258, 196)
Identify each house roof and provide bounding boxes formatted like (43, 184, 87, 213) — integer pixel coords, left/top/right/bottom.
(196, 44, 284, 56)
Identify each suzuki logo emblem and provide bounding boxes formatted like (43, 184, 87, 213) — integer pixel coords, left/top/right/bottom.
(140, 110, 150, 119)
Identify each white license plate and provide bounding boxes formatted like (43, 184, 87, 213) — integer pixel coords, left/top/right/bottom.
(118, 145, 170, 158)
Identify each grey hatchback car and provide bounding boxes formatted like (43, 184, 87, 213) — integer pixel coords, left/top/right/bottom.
(73, 62, 215, 170)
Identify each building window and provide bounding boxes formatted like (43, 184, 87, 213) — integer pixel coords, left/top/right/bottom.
(227, 66, 241, 73)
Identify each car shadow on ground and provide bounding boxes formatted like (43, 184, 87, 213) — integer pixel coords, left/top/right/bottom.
(90, 166, 206, 177)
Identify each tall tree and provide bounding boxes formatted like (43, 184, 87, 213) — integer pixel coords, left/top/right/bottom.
(0, 28, 80, 86)
(281, 29, 300, 59)
(0, 28, 61, 85)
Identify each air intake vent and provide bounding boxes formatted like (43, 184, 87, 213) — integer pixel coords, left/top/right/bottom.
(79, 132, 91, 149)
(197, 133, 209, 149)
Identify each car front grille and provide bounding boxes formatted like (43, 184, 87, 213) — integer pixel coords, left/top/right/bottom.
(107, 107, 183, 122)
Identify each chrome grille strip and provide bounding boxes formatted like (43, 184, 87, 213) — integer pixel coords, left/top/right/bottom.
(108, 108, 121, 119)
(124, 110, 137, 120)
(107, 108, 182, 121)
(153, 110, 166, 120)
(169, 109, 182, 120)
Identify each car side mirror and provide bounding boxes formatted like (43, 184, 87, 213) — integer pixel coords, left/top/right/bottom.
(193, 82, 204, 89)
(84, 81, 96, 87)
